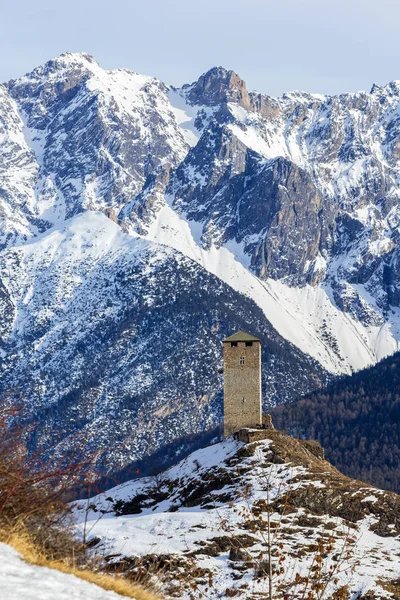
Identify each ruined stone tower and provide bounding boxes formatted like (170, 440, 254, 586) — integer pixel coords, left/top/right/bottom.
(223, 331, 262, 438)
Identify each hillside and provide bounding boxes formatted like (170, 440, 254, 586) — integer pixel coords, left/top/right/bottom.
(74, 430, 400, 600)
(0, 211, 326, 474)
(272, 352, 400, 493)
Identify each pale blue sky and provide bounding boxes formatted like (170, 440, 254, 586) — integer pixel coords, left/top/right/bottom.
(1, 0, 399, 96)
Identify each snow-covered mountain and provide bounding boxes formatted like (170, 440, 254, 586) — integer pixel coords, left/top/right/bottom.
(0, 211, 324, 471)
(2, 53, 400, 470)
(73, 431, 400, 599)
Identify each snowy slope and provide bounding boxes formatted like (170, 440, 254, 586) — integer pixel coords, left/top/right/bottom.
(73, 433, 400, 600)
(0, 211, 326, 472)
(144, 201, 400, 373)
(0, 543, 131, 599)
(1, 52, 202, 246)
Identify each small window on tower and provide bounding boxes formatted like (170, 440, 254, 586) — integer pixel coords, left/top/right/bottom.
(231, 342, 238, 347)
(240, 356, 245, 365)
(245, 341, 253, 347)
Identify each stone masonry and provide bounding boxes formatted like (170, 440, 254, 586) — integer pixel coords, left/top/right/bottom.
(223, 331, 262, 438)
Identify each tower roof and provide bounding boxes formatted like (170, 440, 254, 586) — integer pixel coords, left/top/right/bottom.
(223, 330, 261, 343)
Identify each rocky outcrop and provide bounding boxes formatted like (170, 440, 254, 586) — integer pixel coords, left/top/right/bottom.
(169, 127, 333, 285)
(184, 67, 251, 109)
(74, 432, 400, 600)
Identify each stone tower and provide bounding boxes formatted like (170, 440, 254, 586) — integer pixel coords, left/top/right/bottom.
(223, 330, 262, 438)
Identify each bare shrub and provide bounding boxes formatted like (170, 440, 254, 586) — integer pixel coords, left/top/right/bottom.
(0, 393, 161, 599)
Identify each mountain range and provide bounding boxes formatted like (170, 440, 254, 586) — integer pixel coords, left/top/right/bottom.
(1, 52, 400, 472)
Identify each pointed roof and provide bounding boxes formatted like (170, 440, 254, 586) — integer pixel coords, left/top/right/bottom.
(223, 330, 261, 343)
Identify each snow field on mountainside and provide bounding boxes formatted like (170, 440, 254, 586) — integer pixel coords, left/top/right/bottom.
(3, 212, 159, 344)
(145, 201, 400, 373)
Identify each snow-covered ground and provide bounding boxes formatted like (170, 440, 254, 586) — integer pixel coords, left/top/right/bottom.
(73, 436, 400, 599)
(0, 543, 130, 600)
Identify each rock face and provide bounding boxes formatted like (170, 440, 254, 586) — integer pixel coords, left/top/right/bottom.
(3, 53, 400, 471)
(74, 432, 400, 600)
(168, 82, 400, 300)
(1, 53, 189, 247)
(170, 146, 328, 283)
(184, 66, 251, 108)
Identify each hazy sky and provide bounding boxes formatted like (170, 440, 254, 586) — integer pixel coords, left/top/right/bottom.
(0, 0, 399, 96)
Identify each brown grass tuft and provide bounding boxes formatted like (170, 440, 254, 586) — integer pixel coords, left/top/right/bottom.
(6, 531, 160, 600)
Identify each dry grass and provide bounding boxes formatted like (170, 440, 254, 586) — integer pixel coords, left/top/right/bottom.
(377, 577, 400, 594)
(0, 398, 160, 599)
(6, 531, 160, 600)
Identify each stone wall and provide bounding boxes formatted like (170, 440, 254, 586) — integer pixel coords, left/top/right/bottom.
(223, 340, 262, 437)
(235, 428, 271, 443)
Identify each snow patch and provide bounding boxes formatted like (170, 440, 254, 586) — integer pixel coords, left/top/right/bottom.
(0, 542, 130, 599)
(167, 89, 201, 147)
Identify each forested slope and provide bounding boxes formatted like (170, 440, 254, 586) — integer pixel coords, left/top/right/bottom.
(272, 352, 400, 492)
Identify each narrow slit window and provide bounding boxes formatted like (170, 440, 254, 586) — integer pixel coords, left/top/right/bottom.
(240, 356, 245, 365)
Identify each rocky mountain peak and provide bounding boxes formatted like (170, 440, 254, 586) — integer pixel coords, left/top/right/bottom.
(7, 51, 100, 90)
(184, 66, 251, 108)
(6, 52, 102, 128)
(369, 79, 400, 100)
(41, 51, 98, 70)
